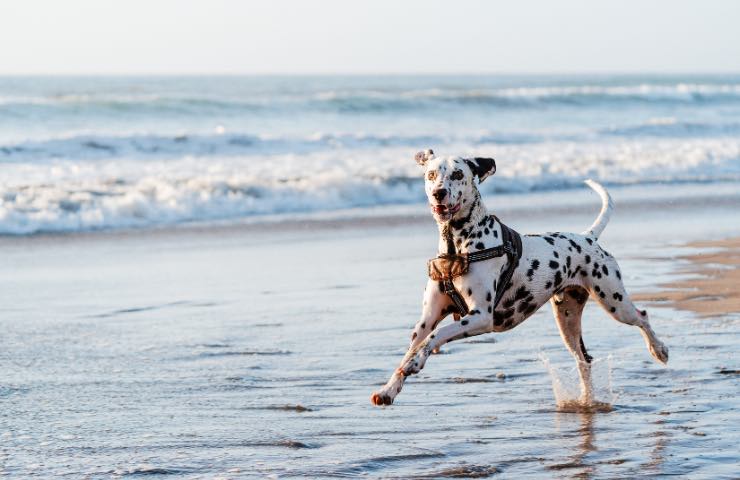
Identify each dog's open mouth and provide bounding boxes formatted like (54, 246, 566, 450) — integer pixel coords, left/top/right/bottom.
(432, 203, 461, 218)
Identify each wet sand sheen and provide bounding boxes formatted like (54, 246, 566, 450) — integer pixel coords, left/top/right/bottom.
(633, 237, 740, 317)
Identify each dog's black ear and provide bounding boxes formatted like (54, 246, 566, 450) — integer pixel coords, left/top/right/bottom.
(415, 149, 434, 166)
(464, 157, 496, 183)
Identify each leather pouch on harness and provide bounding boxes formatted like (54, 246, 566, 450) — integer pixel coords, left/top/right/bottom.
(427, 254, 469, 282)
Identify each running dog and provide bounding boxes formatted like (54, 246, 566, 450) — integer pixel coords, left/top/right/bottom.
(370, 149, 668, 406)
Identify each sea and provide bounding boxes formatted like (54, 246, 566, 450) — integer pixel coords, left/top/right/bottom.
(1, 74, 740, 235)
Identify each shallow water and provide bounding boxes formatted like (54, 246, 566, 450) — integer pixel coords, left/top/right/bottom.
(1, 196, 739, 478)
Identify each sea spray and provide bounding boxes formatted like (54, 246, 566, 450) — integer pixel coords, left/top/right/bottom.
(540, 353, 615, 413)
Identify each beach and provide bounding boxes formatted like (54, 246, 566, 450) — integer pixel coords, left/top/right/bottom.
(1, 182, 739, 478)
(2, 74, 740, 477)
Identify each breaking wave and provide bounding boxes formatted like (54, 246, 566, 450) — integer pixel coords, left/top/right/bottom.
(2, 138, 739, 235)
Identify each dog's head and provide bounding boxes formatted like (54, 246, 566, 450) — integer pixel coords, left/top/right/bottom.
(415, 149, 496, 223)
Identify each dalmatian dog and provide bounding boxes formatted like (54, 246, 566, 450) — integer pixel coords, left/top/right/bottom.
(370, 149, 669, 406)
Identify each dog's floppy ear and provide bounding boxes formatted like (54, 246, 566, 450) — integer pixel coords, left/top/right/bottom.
(415, 149, 434, 166)
(464, 157, 496, 183)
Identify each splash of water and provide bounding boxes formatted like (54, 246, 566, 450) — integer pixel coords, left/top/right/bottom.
(539, 353, 615, 413)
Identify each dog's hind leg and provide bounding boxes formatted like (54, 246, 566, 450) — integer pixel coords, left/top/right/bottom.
(590, 288, 669, 364)
(550, 287, 593, 403)
(586, 258, 669, 364)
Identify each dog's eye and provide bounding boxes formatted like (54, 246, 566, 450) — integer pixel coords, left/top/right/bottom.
(427, 171, 437, 181)
(451, 170, 464, 181)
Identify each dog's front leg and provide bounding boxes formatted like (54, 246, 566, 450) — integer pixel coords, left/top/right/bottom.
(370, 279, 451, 406)
(400, 310, 490, 376)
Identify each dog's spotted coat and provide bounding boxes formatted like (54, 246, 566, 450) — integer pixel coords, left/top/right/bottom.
(370, 150, 669, 406)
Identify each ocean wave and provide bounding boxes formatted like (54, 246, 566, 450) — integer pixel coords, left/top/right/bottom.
(6, 118, 740, 163)
(1, 139, 739, 235)
(0, 131, 544, 162)
(601, 119, 740, 138)
(3, 82, 740, 115)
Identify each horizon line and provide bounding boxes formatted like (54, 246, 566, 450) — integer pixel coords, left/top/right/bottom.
(2, 70, 740, 77)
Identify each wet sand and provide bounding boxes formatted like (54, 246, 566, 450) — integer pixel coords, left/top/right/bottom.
(634, 237, 740, 318)
(1, 184, 739, 478)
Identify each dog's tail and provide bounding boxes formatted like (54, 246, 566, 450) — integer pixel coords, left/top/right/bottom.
(583, 179, 614, 239)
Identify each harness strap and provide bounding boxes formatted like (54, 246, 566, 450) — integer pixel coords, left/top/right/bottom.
(492, 220, 522, 310)
(437, 215, 522, 317)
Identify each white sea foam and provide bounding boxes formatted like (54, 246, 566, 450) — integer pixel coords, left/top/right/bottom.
(1, 138, 739, 235)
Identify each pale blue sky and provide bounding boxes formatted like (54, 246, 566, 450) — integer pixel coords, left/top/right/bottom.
(1, 0, 739, 75)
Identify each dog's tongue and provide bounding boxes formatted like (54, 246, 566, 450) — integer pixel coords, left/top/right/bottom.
(432, 205, 448, 214)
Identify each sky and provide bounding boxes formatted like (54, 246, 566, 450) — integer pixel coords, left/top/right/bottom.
(1, 0, 739, 75)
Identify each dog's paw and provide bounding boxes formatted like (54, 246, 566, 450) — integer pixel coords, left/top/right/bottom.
(650, 341, 669, 365)
(370, 391, 394, 406)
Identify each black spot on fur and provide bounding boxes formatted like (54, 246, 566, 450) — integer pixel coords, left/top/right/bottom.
(599, 291, 606, 299)
(486, 291, 492, 302)
(568, 239, 582, 253)
(580, 336, 593, 363)
(594, 285, 600, 292)
(585, 255, 591, 264)
(610, 307, 616, 313)
(616, 269, 621, 280)
(554, 271, 563, 287)
(545, 281, 552, 289)
(586, 238, 593, 245)
(544, 237, 555, 246)
(520, 303, 537, 316)
(493, 230, 498, 238)
(514, 286, 529, 302)
(487, 306, 492, 313)
(613, 292, 623, 301)
(421, 323, 426, 328)
(602, 264, 609, 276)
(475, 242, 485, 250)
(469, 309, 480, 315)
(467, 288, 472, 296)
(567, 287, 589, 305)
(549, 260, 559, 269)
(553, 251, 559, 258)
(461, 320, 469, 326)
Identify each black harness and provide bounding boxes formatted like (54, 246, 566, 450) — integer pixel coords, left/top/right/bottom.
(428, 215, 522, 317)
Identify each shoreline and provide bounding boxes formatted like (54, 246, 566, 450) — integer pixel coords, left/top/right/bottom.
(633, 237, 740, 318)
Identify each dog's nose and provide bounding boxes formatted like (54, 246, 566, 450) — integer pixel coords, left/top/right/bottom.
(432, 189, 448, 202)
